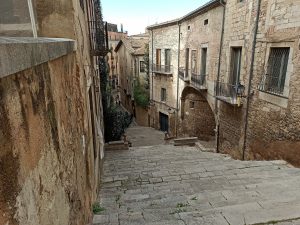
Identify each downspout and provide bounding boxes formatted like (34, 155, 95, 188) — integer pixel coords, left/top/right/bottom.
(27, 0, 37, 38)
(215, 0, 226, 153)
(151, 29, 154, 102)
(175, 23, 181, 137)
(242, 0, 262, 160)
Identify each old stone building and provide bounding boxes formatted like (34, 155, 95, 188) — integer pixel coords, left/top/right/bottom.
(148, 0, 223, 138)
(148, 0, 300, 166)
(115, 34, 150, 126)
(0, 0, 107, 224)
(107, 23, 127, 107)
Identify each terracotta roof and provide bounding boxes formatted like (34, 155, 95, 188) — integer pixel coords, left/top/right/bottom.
(114, 36, 149, 56)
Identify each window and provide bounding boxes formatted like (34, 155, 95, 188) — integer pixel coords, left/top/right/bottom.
(156, 49, 161, 65)
(261, 48, 290, 95)
(165, 49, 171, 72)
(204, 19, 208, 25)
(201, 48, 207, 76)
(140, 61, 146, 73)
(229, 47, 242, 85)
(79, 0, 85, 11)
(161, 88, 167, 102)
(189, 101, 195, 109)
(191, 50, 197, 73)
(185, 48, 190, 73)
(188, 25, 191, 30)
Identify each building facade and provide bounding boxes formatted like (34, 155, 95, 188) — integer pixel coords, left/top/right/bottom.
(148, 0, 300, 166)
(0, 0, 108, 224)
(107, 23, 127, 107)
(115, 34, 149, 125)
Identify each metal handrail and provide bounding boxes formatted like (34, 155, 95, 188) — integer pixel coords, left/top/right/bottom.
(152, 64, 173, 74)
(191, 73, 206, 88)
(215, 81, 239, 100)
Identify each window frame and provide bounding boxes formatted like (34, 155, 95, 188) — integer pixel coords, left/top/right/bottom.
(139, 61, 146, 73)
(161, 88, 167, 102)
(229, 47, 242, 86)
(200, 48, 208, 76)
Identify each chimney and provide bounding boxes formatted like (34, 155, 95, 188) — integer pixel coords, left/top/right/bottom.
(121, 24, 124, 33)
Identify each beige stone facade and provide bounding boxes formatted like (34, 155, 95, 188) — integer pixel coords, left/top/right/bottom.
(148, 0, 222, 138)
(115, 34, 149, 124)
(148, 0, 300, 166)
(0, 0, 107, 224)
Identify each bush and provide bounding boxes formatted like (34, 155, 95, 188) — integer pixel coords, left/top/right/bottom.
(104, 106, 132, 142)
(134, 82, 149, 108)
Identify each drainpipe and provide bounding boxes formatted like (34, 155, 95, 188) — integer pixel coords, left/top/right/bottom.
(27, 0, 37, 38)
(151, 30, 154, 102)
(215, 0, 226, 153)
(242, 0, 262, 160)
(175, 23, 181, 137)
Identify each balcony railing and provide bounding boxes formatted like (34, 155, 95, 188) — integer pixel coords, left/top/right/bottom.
(178, 67, 190, 82)
(258, 74, 285, 97)
(215, 82, 240, 105)
(89, 21, 109, 56)
(191, 73, 207, 90)
(152, 64, 173, 75)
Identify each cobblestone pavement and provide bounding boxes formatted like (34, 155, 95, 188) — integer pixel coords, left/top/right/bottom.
(94, 144, 300, 225)
(125, 126, 165, 147)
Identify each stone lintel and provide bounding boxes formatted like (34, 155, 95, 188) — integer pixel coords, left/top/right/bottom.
(0, 37, 76, 78)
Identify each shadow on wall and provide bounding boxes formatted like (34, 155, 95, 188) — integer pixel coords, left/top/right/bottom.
(180, 86, 216, 141)
(249, 140, 300, 168)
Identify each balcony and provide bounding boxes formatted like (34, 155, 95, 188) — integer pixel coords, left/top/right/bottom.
(89, 21, 109, 56)
(178, 67, 190, 82)
(152, 64, 173, 76)
(215, 82, 241, 105)
(191, 73, 207, 90)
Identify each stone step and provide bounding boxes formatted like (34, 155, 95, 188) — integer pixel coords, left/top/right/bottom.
(174, 137, 198, 146)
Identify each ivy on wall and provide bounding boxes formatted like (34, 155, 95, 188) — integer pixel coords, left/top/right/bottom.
(99, 58, 132, 142)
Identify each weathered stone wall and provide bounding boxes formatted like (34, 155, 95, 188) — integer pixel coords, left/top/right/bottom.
(116, 43, 135, 114)
(135, 105, 149, 127)
(217, 0, 256, 157)
(245, 0, 300, 166)
(0, 0, 105, 224)
(178, 87, 216, 140)
(0, 53, 98, 225)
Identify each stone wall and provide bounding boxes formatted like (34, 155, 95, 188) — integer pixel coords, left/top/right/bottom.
(179, 87, 216, 141)
(217, 0, 300, 165)
(245, 0, 300, 166)
(0, 52, 97, 225)
(0, 0, 105, 224)
(135, 105, 149, 127)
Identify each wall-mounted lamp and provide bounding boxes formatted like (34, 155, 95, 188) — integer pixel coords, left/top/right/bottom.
(236, 83, 245, 107)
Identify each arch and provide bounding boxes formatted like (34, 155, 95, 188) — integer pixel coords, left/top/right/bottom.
(179, 86, 216, 142)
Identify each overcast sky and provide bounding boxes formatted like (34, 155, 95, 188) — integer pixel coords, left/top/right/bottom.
(102, 0, 212, 35)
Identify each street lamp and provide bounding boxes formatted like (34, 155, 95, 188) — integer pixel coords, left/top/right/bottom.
(236, 83, 245, 107)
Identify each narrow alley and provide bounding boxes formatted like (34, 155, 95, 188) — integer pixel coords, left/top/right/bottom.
(93, 127, 300, 225)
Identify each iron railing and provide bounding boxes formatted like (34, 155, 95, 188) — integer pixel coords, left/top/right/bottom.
(215, 82, 239, 104)
(152, 64, 173, 74)
(89, 20, 109, 56)
(178, 67, 190, 81)
(178, 67, 185, 80)
(191, 73, 206, 89)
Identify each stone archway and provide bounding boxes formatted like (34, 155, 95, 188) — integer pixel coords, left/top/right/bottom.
(179, 86, 216, 141)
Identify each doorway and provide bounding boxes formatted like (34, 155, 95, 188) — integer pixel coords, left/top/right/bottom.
(159, 112, 169, 132)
